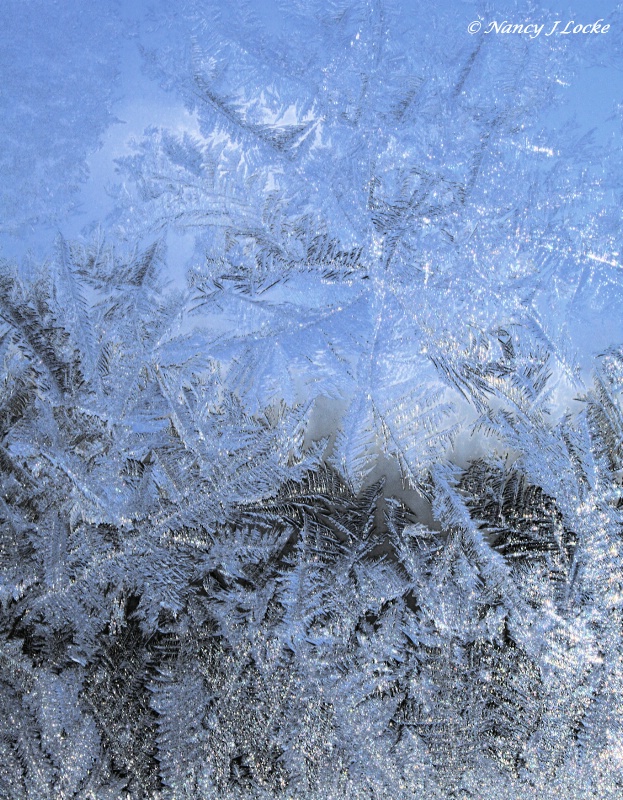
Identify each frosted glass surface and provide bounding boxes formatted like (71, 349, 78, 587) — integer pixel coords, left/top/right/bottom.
(0, 2, 622, 797)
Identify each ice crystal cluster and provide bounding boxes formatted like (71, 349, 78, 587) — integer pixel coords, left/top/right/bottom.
(1, 1, 623, 798)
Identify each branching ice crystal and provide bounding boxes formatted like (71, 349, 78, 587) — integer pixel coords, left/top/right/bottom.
(0, 1, 622, 798)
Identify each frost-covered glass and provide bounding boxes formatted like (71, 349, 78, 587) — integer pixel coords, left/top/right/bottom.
(1, 1, 622, 798)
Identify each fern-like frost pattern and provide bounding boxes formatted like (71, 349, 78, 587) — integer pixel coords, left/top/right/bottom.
(1, 1, 623, 798)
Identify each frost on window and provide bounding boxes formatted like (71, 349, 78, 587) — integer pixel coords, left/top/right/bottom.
(0, 1, 121, 239)
(1, 1, 623, 798)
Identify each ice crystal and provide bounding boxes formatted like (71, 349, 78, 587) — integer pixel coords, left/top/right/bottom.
(1, 1, 622, 798)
